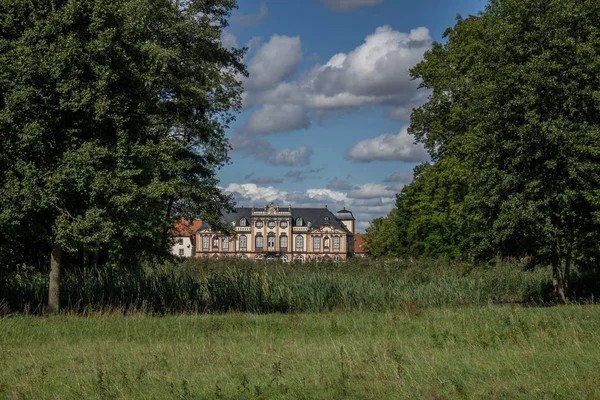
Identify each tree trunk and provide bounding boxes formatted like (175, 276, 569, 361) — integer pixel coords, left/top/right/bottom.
(91, 240, 101, 268)
(47, 243, 62, 314)
(551, 238, 566, 304)
(160, 196, 175, 251)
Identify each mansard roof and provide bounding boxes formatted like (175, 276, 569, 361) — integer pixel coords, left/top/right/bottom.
(198, 206, 352, 234)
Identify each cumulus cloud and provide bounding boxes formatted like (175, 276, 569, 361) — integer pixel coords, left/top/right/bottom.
(346, 127, 429, 163)
(234, 2, 268, 26)
(320, 0, 384, 11)
(231, 136, 312, 166)
(273, 146, 312, 166)
(244, 35, 302, 91)
(245, 104, 310, 135)
(245, 25, 431, 113)
(326, 177, 352, 190)
(234, 25, 432, 165)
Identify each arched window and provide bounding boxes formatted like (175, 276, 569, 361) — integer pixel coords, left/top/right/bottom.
(255, 235, 263, 249)
(280, 235, 288, 249)
(222, 237, 229, 250)
(239, 235, 247, 250)
(333, 236, 340, 250)
(202, 236, 209, 250)
(324, 237, 330, 251)
(296, 217, 303, 226)
(313, 236, 321, 250)
(239, 218, 247, 227)
(295, 235, 303, 250)
(213, 237, 219, 249)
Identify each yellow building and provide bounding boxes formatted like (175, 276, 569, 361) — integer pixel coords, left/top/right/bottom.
(196, 204, 355, 262)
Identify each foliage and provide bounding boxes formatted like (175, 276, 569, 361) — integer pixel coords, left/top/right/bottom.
(363, 209, 401, 258)
(395, 157, 469, 259)
(368, 0, 600, 302)
(0, 0, 245, 272)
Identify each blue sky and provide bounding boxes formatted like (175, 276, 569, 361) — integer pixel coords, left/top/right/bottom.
(219, 0, 486, 232)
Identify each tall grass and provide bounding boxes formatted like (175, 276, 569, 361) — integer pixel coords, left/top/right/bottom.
(1, 258, 558, 314)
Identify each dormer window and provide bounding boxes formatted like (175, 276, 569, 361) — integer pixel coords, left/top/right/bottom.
(296, 217, 303, 226)
(239, 218, 247, 227)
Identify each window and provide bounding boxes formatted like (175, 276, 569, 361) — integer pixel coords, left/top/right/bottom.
(333, 236, 340, 250)
(222, 237, 229, 250)
(267, 234, 275, 250)
(324, 237, 330, 250)
(268, 220, 276, 229)
(239, 235, 247, 250)
(334, 255, 340, 262)
(239, 218, 247, 227)
(256, 220, 263, 228)
(295, 235, 303, 250)
(177, 238, 184, 245)
(179, 249, 184, 256)
(280, 221, 288, 228)
(296, 217, 303, 226)
(255, 235, 263, 249)
(202, 236, 209, 250)
(280, 235, 288, 249)
(313, 236, 321, 250)
(213, 237, 219, 249)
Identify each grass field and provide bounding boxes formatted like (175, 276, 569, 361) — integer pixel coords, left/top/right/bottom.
(2, 305, 600, 399)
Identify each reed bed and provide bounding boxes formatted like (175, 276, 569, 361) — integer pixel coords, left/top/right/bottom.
(1, 258, 556, 314)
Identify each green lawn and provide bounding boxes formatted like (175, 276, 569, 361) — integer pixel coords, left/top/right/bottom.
(1, 306, 599, 399)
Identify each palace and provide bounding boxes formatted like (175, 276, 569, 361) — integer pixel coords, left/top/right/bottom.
(196, 204, 355, 262)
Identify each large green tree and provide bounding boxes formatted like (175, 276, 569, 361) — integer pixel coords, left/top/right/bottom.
(0, 0, 246, 312)
(410, 0, 600, 302)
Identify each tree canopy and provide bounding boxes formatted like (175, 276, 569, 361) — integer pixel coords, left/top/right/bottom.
(368, 0, 600, 302)
(0, 0, 246, 311)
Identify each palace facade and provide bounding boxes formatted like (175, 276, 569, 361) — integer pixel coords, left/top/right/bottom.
(196, 204, 355, 261)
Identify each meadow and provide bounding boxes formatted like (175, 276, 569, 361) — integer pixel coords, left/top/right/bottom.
(2, 306, 600, 399)
(2, 259, 600, 399)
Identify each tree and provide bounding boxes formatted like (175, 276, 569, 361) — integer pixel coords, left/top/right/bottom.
(395, 157, 469, 259)
(364, 209, 401, 259)
(410, 0, 600, 302)
(0, 0, 246, 313)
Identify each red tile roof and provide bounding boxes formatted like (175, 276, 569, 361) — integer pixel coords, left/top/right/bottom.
(171, 219, 202, 237)
(354, 233, 365, 254)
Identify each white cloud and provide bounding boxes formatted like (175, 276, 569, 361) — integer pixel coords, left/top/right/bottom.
(346, 127, 429, 163)
(234, 2, 268, 26)
(245, 104, 310, 135)
(320, 0, 384, 11)
(244, 35, 302, 91)
(273, 146, 312, 166)
(244, 25, 431, 114)
(326, 177, 352, 190)
(230, 136, 312, 166)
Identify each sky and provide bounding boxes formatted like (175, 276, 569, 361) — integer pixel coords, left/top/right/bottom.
(218, 0, 486, 232)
